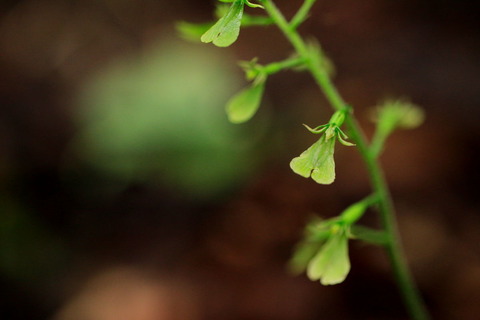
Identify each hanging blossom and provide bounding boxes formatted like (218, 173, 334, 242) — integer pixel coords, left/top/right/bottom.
(288, 217, 351, 285)
(307, 224, 350, 285)
(290, 109, 355, 184)
(289, 197, 377, 285)
(201, 0, 264, 47)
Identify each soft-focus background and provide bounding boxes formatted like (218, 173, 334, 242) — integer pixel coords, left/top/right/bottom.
(0, 0, 479, 319)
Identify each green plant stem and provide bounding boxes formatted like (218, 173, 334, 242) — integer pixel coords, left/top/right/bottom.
(262, 1, 429, 319)
(370, 129, 388, 158)
(263, 56, 306, 74)
(289, 0, 317, 29)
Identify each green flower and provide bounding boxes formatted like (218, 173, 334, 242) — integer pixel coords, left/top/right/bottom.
(289, 217, 353, 286)
(290, 134, 337, 184)
(306, 225, 351, 285)
(201, 0, 263, 47)
(288, 216, 338, 275)
(372, 99, 425, 135)
(290, 109, 354, 185)
(369, 99, 424, 157)
(289, 195, 379, 285)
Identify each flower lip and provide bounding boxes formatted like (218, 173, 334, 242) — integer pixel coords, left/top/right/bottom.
(306, 225, 351, 285)
(289, 134, 336, 185)
(290, 117, 354, 184)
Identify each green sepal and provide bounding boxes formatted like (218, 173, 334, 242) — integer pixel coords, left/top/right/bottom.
(307, 228, 351, 285)
(201, 0, 244, 47)
(244, 0, 264, 9)
(304, 216, 339, 239)
(290, 135, 336, 185)
(303, 123, 328, 134)
(335, 128, 355, 146)
(239, 57, 261, 81)
(225, 76, 266, 123)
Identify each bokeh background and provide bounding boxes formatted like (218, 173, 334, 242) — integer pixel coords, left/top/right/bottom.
(0, 0, 479, 319)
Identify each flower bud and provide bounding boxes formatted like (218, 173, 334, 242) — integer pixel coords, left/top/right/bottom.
(373, 99, 425, 135)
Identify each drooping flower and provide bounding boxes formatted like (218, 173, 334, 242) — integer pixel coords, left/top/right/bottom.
(306, 225, 351, 285)
(290, 134, 336, 184)
(289, 197, 379, 285)
(288, 216, 338, 275)
(201, 0, 263, 47)
(290, 109, 354, 185)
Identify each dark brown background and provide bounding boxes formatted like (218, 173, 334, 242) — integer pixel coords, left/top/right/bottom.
(0, 0, 479, 319)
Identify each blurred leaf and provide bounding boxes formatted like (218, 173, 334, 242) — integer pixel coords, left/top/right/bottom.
(0, 197, 67, 286)
(70, 39, 265, 199)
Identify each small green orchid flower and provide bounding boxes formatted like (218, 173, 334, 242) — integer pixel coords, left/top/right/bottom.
(288, 216, 339, 275)
(289, 195, 378, 285)
(307, 224, 351, 285)
(290, 134, 337, 184)
(290, 221, 352, 285)
(290, 109, 354, 184)
(201, 0, 263, 47)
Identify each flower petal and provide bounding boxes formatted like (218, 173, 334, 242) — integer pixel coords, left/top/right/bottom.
(290, 135, 336, 184)
(201, 0, 244, 47)
(310, 152, 335, 184)
(289, 150, 315, 178)
(225, 79, 265, 123)
(288, 240, 325, 275)
(306, 230, 351, 285)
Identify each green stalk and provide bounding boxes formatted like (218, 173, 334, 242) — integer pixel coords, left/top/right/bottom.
(289, 0, 318, 29)
(263, 56, 306, 74)
(262, 1, 429, 319)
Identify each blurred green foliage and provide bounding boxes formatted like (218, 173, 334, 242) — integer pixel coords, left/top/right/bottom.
(0, 196, 66, 287)
(71, 39, 266, 200)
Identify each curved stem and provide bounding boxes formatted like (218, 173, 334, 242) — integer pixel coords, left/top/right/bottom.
(262, 1, 429, 319)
